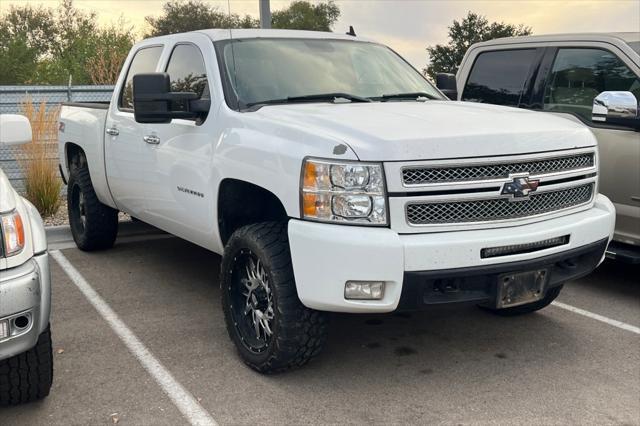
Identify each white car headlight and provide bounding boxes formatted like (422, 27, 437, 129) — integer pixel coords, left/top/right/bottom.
(301, 158, 387, 225)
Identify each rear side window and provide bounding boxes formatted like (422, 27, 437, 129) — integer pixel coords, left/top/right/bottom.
(462, 49, 537, 106)
(119, 46, 163, 110)
(544, 48, 640, 122)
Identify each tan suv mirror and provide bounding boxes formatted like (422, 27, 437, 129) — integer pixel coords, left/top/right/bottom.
(592, 91, 639, 130)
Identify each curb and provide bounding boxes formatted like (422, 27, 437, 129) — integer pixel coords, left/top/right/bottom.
(46, 221, 166, 246)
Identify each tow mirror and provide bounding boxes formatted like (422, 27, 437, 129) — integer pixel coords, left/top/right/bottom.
(132, 73, 207, 124)
(435, 73, 458, 100)
(592, 91, 639, 130)
(0, 114, 32, 146)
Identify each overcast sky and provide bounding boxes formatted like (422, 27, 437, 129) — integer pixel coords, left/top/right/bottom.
(2, 0, 639, 68)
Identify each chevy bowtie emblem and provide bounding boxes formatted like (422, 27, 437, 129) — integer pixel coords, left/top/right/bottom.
(501, 176, 540, 199)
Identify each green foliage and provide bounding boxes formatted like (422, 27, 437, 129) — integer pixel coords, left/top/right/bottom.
(0, 0, 135, 85)
(272, 1, 340, 31)
(144, 0, 259, 37)
(425, 12, 532, 80)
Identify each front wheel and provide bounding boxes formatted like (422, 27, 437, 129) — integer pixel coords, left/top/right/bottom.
(220, 222, 328, 373)
(482, 285, 563, 316)
(0, 325, 53, 406)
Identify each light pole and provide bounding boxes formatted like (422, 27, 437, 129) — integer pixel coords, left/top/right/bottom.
(259, 0, 271, 29)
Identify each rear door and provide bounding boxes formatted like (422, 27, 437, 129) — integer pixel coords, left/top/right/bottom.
(105, 44, 164, 218)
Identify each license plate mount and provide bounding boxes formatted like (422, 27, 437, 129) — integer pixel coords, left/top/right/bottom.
(496, 269, 547, 309)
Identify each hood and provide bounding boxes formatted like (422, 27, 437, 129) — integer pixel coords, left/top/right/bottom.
(254, 101, 596, 161)
(0, 168, 18, 214)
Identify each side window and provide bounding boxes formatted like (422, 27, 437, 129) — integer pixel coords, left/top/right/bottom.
(543, 48, 640, 122)
(462, 49, 537, 107)
(165, 44, 209, 116)
(119, 46, 163, 110)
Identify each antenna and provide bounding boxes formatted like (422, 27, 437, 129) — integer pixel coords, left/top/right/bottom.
(226, 0, 239, 110)
(346, 26, 356, 37)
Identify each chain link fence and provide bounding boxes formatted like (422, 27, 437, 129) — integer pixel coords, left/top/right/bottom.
(0, 85, 114, 192)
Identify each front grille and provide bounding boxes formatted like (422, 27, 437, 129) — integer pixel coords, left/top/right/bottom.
(406, 184, 593, 225)
(402, 153, 594, 185)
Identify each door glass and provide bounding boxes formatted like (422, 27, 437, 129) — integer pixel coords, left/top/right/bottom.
(544, 48, 640, 121)
(462, 49, 537, 106)
(165, 44, 209, 117)
(119, 46, 163, 110)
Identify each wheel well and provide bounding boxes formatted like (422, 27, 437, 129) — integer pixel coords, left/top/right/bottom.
(218, 179, 289, 245)
(65, 142, 86, 172)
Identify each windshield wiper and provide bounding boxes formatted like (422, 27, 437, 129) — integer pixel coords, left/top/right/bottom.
(245, 92, 372, 109)
(377, 92, 439, 101)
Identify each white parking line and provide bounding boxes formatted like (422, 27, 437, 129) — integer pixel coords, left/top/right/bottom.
(551, 301, 640, 335)
(51, 250, 217, 426)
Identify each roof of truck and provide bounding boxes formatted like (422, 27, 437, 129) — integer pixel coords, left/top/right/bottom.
(475, 32, 640, 47)
(196, 28, 375, 43)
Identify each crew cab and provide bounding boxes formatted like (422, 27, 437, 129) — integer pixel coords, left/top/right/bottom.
(0, 115, 53, 405)
(58, 29, 615, 373)
(436, 32, 640, 263)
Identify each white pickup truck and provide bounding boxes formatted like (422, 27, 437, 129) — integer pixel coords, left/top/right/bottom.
(59, 29, 615, 373)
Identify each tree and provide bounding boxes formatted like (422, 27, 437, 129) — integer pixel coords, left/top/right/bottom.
(0, 5, 56, 84)
(424, 12, 532, 80)
(145, 0, 259, 37)
(272, 1, 340, 31)
(0, 0, 135, 84)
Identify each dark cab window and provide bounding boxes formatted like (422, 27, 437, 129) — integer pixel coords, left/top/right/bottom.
(119, 46, 163, 110)
(165, 44, 209, 118)
(544, 48, 640, 122)
(462, 49, 537, 107)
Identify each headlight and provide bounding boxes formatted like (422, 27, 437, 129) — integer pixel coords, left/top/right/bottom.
(1, 211, 25, 257)
(301, 158, 387, 225)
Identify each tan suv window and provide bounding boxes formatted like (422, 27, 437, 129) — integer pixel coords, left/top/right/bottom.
(544, 48, 640, 122)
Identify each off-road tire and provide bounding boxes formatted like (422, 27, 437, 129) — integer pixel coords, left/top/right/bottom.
(221, 222, 329, 373)
(68, 165, 118, 251)
(0, 325, 53, 406)
(483, 285, 564, 316)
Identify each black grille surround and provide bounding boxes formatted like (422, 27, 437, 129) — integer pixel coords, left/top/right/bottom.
(406, 183, 594, 225)
(402, 153, 594, 185)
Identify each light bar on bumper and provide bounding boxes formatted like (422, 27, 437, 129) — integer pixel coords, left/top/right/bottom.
(301, 158, 387, 225)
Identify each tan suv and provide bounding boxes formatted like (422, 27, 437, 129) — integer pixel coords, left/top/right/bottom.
(438, 33, 640, 263)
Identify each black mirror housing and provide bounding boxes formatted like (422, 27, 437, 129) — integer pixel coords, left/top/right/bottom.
(133, 73, 205, 124)
(133, 73, 172, 124)
(436, 73, 458, 100)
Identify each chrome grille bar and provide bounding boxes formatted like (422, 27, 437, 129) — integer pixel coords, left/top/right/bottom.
(406, 184, 594, 225)
(402, 153, 594, 185)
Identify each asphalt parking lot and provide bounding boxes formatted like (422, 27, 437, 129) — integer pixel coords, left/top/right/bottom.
(1, 223, 639, 425)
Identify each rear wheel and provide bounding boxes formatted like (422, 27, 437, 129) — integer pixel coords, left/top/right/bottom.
(68, 165, 118, 251)
(0, 325, 53, 406)
(220, 222, 328, 373)
(483, 285, 563, 316)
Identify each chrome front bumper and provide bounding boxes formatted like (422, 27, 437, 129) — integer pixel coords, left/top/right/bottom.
(0, 252, 51, 361)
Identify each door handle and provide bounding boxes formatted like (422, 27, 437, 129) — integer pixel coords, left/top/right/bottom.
(632, 196, 640, 203)
(143, 135, 160, 145)
(106, 127, 119, 136)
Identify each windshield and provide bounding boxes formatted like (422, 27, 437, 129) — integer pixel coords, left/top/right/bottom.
(216, 38, 443, 109)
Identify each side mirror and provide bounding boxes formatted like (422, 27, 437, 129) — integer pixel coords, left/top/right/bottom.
(132, 73, 205, 124)
(0, 114, 32, 146)
(435, 73, 458, 100)
(592, 91, 639, 130)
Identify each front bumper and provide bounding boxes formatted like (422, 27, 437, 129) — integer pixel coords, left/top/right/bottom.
(288, 194, 615, 313)
(0, 252, 51, 361)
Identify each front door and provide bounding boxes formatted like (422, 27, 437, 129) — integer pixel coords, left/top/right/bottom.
(140, 37, 219, 249)
(542, 46, 640, 245)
